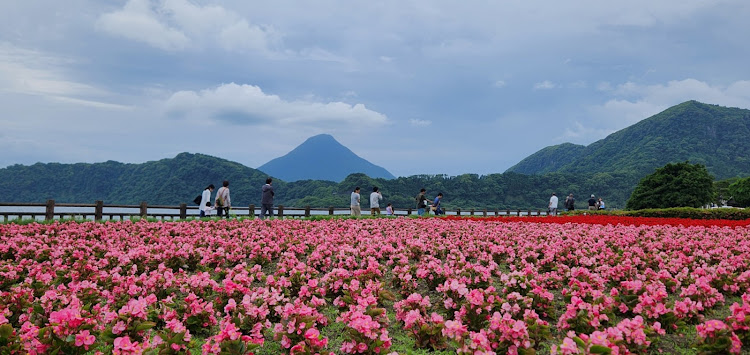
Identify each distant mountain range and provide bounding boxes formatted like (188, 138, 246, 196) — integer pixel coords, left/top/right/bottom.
(507, 101, 750, 180)
(258, 134, 395, 182)
(2, 101, 749, 209)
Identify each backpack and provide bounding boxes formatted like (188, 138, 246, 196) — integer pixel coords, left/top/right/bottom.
(193, 195, 202, 205)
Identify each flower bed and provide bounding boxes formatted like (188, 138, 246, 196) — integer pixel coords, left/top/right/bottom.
(1, 217, 750, 354)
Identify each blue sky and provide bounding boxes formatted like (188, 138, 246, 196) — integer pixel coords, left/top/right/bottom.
(1, 0, 749, 177)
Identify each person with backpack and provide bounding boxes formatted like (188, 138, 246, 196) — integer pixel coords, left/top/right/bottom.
(565, 193, 575, 211)
(215, 180, 231, 218)
(260, 178, 275, 220)
(198, 184, 215, 217)
(415, 188, 428, 216)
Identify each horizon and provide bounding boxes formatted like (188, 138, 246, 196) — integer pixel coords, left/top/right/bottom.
(1, 1, 749, 176)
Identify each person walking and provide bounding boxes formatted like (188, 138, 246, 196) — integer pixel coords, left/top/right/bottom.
(350, 187, 361, 216)
(260, 178, 275, 219)
(588, 194, 597, 211)
(565, 193, 575, 212)
(370, 187, 383, 215)
(433, 193, 444, 215)
(215, 180, 231, 218)
(199, 184, 215, 217)
(415, 188, 428, 216)
(548, 192, 558, 216)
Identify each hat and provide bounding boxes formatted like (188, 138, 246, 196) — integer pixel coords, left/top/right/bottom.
(591, 194, 595, 198)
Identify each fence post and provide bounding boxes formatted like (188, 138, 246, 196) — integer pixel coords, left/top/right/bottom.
(470, 208, 475, 216)
(329, 207, 334, 215)
(527, 210, 531, 216)
(277, 205, 284, 219)
(516, 209, 521, 216)
(179, 203, 187, 220)
(95, 200, 103, 221)
(456, 208, 461, 216)
(249, 204, 255, 218)
(407, 208, 412, 215)
(140, 201, 148, 218)
(483, 209, 487, 217)
(494, 209, 499, 216)
(536, 210, 541, 216)
(506, 209, 510, 216)
(45, 199, 55, 221)
(305, 206, 311, 217)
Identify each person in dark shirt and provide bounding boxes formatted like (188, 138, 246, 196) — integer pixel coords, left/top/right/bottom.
(588, 194, 597, 211)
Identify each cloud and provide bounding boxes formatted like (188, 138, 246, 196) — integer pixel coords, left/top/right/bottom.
(163, 82, 389, 128)
(97, 0, 280, 54)
(0, 43, 129, 110)
(594, 78, 750, 126)
(493, 80, 506, 88)
(533, 80, 556, 90)
(409, 119, 432, 127)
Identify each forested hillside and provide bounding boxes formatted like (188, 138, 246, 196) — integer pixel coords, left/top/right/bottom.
(507, 101, 750, 180)
(0, 153, 638, 210)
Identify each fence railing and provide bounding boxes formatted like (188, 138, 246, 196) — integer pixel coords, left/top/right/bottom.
(0, 200, 551, 222)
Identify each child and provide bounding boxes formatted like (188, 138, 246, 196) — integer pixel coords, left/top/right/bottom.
(385, 203, 394, 216)
(204, 202, 214, 217)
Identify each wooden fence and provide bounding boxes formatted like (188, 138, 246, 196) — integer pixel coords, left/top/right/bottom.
(0, 200, 551, 222)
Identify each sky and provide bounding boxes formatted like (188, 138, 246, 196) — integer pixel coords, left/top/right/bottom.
(1, 0, 750, 177)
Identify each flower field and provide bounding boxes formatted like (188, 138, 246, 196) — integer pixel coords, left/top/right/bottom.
(2, 216, 750, 354)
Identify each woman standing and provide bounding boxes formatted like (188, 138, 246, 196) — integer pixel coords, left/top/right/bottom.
(199, 184, 214, 217)
(215, 180, 231, 218)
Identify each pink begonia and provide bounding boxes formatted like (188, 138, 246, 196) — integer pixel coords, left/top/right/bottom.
(442, 319, 468, 339)
(74, 330, 95, 349)
(113, 336, 140, 355)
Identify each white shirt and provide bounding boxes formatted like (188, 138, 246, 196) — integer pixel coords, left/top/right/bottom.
(200, 189, 212, 212)
(549, 195, 559, 208)
(370, 192, 382, 208)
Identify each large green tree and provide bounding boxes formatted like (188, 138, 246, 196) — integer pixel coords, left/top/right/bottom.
(728, 177, 750, 207)
(626, 162, 714, 210)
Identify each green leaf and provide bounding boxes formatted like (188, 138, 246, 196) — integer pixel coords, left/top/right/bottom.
(589, 345, 613, 354)
(135, 321, 157, 331)
(0, 324, 14, 339)
(573, 337, 586, 348)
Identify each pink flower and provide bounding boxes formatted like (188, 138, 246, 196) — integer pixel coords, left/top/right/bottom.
(74, 330, 95, 349)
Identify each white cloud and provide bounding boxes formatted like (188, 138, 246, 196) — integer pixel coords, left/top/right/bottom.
(97, 0, 279, 54)
(380, 56, 394, 63)
(0, 43, 129, 110)
(594, 78, 750, 126)
(164, 82, 389, 128)
(533, 80, 556, 90)
(493, 80, 506, 88)
(409, 119, 432, 127)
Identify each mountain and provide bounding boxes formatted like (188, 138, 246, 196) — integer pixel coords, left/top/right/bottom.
(0, 153, 273, 205)
(506, 101, 750, 180)
(258, 134, 395, 182)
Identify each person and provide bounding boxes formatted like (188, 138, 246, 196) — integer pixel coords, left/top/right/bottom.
(260, 178, 275, 219)
(370, 187, 383, 215)
(385, 203, 394, 216)
(415, 188, 428, 216)
(548, 192, 558, 216)
(215, 180, 231, 218)
(598, 198, 605, 210)
(433, 193, 444, 215)
(565, 193, 575, 211)
(199, 184, 214, 217)
(350, 187, 361, 216)
(203, 202, 214, 216)
(588, 194, 597, 211)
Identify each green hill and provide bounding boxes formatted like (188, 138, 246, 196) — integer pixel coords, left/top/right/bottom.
(506, 101, 750, 180)
(0, 153, 276, 205)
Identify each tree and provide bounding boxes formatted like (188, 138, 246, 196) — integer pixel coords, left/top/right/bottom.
(728, 177, 750, 207)
(626, 162, 714, 210)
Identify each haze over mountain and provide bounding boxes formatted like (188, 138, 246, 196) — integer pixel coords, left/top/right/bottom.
(258, 134, 395, 182)
(507, 101, 750, 180)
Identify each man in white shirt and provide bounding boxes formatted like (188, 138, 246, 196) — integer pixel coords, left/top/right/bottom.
(370, 187, 383, 215)
(549, 193, 559, 216)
